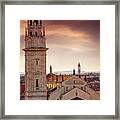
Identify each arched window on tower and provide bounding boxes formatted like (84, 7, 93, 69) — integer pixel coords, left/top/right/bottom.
(36, 59, 39, 65)
(34, 20, 38, 25)
(30, 20, 32, 26)
(39, 30, 42, 37)
(36, 79, 39, 87)
(35, 32, 37, 37)
(30, 31, 32, 37)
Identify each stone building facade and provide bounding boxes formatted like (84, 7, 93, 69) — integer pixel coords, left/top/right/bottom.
(23, 20, 48, 100)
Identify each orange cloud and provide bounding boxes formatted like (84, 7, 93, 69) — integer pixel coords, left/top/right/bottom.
(20, 20, 100, 73)
(20, 20, 26, 36)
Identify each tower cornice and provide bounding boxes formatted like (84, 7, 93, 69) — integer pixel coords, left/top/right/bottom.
(23, 47, 48, 51)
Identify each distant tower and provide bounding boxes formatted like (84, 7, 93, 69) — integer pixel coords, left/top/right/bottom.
(50, 65, 52, 74)
(73, 69, 75, 75)
(23, 20, 48, 100)
(78, 62, 81, 78)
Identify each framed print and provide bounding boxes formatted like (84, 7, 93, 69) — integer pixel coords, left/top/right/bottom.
(0, 0, 119, 119)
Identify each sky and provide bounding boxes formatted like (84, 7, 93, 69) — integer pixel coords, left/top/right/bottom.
(20, 20, 100, 74)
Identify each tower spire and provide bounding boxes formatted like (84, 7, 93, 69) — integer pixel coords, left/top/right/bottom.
(78, 62, 81, 78)
(50, 65, 52, 74)
(73, 69, 75, 75)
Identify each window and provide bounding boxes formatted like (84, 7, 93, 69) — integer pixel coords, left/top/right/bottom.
(35, 58, 39, 65)
(36, 79, 39, 87)
(30, 20, 32, 26)
(66, 87, 68, 91)
(34, 20, 38, 25)
(30, 31, 32, 36)
(35, 32, 37, 37)
(81, 87, 83, 90)
(36, 60, 39, 65)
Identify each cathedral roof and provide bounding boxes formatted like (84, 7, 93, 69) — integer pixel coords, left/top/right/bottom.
(61, 87, 90, 100)
(62, 75, 86, 86)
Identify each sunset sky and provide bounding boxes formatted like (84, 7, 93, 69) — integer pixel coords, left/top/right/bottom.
(20, 20, 100, 74)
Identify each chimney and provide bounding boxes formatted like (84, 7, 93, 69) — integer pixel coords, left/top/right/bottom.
(85, 75, 86, 81)
(62, 75, 64, 81)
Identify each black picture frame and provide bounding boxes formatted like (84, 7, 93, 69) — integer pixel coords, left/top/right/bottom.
(0, 0, 119, 119)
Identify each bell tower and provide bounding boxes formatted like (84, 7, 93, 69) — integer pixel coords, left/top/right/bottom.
(23, 20, 48, 100)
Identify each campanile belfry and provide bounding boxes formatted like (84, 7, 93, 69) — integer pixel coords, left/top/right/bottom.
(23, 20, 48, 100)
